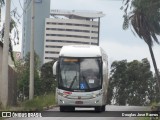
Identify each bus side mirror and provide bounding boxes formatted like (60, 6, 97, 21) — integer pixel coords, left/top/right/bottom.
(53, 61, 58, 75)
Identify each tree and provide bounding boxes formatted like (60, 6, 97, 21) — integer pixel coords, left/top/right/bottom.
(0, 0, 4, 15)
(126, 59, 154, 105)
(0, 0, 19, 64)
(40, 60, 57, 94)
(0, 0, 4, 9)
(16, 52, 41, 101)
(150, 72, 160, 103)
(109, 60, 128, 105)
(122, 0, 160, 94)
(108, 59, 157, 105)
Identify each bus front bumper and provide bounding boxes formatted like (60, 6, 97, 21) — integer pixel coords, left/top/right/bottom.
(57, 95, 103, 107)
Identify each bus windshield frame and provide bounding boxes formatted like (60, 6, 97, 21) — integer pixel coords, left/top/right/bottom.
(58, 57, 102, 92)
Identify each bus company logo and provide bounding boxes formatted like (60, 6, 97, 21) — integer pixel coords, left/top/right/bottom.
(1, 112, 12, 117)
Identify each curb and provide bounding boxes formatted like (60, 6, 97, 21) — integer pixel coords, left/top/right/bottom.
(43, 105, 58, 111)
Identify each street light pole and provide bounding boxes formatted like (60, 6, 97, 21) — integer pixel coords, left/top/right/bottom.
(1, 0, 11, 107)
(29, 0, 35, 100)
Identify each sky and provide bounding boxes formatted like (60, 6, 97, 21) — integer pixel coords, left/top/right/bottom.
(2, 0, 160, 72)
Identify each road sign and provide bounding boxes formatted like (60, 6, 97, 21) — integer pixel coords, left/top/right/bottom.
(16, 52, 21, 60)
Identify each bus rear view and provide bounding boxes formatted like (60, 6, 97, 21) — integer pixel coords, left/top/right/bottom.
(53, 45, 109, 112)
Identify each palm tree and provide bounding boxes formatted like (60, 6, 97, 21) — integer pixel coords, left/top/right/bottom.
(0, 0, 5, 21)
(0, 0, 19, 64)
(122, 0, 160, 93)
(0, 0, 4, 7)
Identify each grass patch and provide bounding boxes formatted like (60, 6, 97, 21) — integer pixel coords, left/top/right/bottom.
(138, 117, 160, 120)
(138, 117, 150, 120)
(0, 93, 56, 111)
(22, 93, 56, 111)
(138, 102, 160, 120)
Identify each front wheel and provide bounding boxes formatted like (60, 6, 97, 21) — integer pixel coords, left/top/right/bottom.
(95, 106, 105, 112)
(60, 106, 66, 112)
(95, 106, 102, 112)
(101, 105, 105, 112)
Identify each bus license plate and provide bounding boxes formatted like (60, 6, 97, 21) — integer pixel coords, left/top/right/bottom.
(75, 101, 83, 104)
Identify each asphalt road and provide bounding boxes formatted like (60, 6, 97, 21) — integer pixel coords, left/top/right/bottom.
(6, 105, 151, 120)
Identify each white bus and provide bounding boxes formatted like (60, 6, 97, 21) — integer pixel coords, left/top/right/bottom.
(53, 45, 109, 112)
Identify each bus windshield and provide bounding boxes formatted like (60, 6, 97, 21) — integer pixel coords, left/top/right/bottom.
(59, 57, 102, 91)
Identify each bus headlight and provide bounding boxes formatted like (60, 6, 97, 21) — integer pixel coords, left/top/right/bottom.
(92, 94, 96, 98)
(95, 100, 99, 103)
(92, 91, 103, 98)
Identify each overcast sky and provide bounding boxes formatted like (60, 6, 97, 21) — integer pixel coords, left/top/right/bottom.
(2, 0, 160, 72)
(51, 0, 160, 72)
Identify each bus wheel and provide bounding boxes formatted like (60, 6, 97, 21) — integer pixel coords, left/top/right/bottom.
(95, 106, 102, 112)
(102, 105, 105, 112)
(60, 106, 66, 112)
(68, 106, 75, 112)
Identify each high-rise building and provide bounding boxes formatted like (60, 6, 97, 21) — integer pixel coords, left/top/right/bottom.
(22, 0, 50, 64)
(43, 9, 105, 63)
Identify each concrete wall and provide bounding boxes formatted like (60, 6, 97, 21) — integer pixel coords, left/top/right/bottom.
(8, 66, 17, 105)
(0, 44, 17, 106)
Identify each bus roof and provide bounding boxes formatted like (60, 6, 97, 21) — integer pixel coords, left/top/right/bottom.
(59, 45, 102, 57)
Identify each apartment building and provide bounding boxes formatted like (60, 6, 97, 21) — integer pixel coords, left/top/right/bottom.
(44, 9, 105, 63)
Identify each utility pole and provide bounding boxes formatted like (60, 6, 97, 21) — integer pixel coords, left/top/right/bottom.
(29, 0, 35, 100)
(1, 0, 11, 107)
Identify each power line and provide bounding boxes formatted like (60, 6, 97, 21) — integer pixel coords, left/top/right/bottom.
(11, 0, 16, 9)
(18, 0, 32, 20)
(19, 0, 32, 13)
(10, 0, 23, 25)
(19, 0, 24, 11)
(11, 0, 18, 14)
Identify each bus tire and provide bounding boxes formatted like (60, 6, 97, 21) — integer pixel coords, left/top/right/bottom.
(95, 106, 102, 112)
(102, 105, 105, 112)
(68, 106, 75, 112)
(60, 106, 66, 112)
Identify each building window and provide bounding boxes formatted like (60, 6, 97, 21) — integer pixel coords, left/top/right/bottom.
(45, 45, 62, 48)
(46, 22, 91, 27)
(58, 23, 65, 25)
(91, 37, 98, 39)
(46, 22, 57, 25)
(46, 34, 90, 39)
(45, 51, 59, 54)
(46, 28, 90, 33)
(46, 40, 91, 44)
(92, 25, 98, 28)
(66, 23, 72, 25)
(45, 57, 58, 59)
(91, 43, 98, 45)
(91, 31, 98, 33)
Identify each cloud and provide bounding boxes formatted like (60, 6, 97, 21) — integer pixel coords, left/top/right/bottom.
(10, 0, 159, 73)
(100, 40, 160, 72)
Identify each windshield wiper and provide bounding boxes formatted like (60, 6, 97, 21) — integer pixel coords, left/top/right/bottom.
(69, 75, 77, 89)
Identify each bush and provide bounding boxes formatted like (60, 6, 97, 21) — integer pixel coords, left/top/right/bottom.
(16, 52, 42, 101)
(40, 60, 57, 94)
